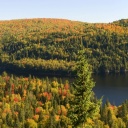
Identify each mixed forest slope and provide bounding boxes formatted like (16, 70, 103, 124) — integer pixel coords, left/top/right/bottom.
(0, 18, 128, 75)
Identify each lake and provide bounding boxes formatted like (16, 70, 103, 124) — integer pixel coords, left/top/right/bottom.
(92, 73, 128, 106)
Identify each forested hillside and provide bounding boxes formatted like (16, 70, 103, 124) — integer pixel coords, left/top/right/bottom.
(0, 18, 128, 75)
(0, 53, 128, 128)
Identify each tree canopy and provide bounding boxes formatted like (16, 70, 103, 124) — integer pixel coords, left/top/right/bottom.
(0, 18, 128, 75)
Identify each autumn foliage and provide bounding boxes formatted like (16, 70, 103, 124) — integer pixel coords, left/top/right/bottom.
(0, 18, 128, 75)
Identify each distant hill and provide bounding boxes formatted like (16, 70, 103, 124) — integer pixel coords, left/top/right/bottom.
(113, 19, 128, 27)
(0, 18, 128, 75)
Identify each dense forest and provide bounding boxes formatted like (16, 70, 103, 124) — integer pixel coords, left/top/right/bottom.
(0, 18, 128, 75)
(0, 51, 128, 128)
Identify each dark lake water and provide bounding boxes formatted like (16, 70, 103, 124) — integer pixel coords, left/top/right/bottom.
(92, 73, 128, 106)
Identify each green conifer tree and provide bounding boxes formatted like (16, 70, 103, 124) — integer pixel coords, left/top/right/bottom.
(100, 104, 108, 124)
(68, 50, 101, 127)
(6, 113, 13, 127)
(107, 109, 113, 127)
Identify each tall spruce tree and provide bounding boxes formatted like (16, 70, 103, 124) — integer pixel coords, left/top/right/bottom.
(68, 50, 101, 127)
